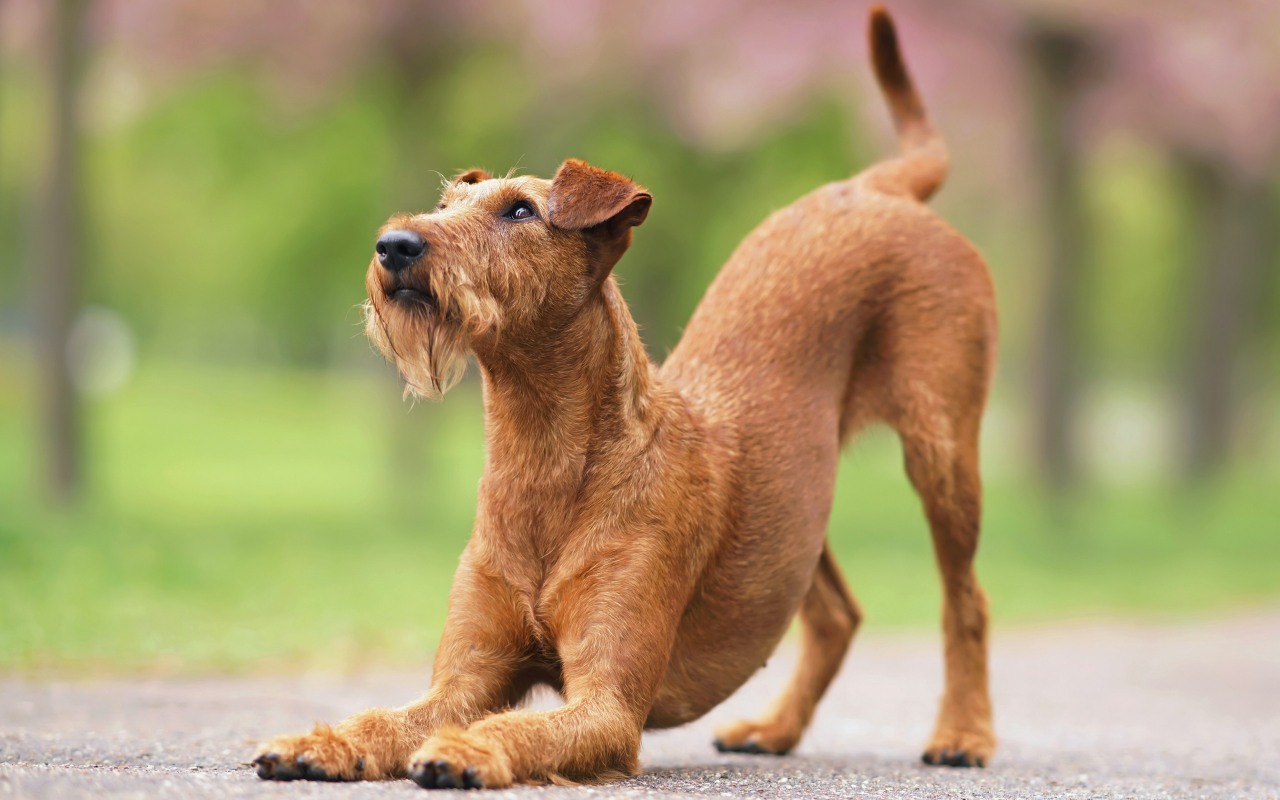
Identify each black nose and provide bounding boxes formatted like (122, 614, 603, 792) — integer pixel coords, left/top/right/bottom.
(375, 229, 426, 272)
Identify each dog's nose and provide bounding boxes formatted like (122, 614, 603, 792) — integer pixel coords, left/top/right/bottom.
(375, 229, 427, 272)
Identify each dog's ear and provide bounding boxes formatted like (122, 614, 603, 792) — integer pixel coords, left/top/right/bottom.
(548, 159, 651, 231)
(452, 168, 491, 185)
(548, 159, 651, 281)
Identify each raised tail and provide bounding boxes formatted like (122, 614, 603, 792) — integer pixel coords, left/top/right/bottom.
(862, 6, 948, 201)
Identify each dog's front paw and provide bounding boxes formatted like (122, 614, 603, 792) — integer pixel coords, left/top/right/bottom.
(921, 726, 994, 768)
(407, 727, 513, 790)
(712, 718, 800, 756)
(253, 724, 375, 781)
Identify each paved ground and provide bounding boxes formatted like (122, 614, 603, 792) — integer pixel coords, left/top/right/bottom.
(2, 610, 1278, 799)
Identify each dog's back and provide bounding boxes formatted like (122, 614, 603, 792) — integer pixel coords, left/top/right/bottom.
(663, 7, 994, 446)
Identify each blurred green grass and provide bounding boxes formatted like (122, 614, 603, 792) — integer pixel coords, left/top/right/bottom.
(2, 355, 1278, 676)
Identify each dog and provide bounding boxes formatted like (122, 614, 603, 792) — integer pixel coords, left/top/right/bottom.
(253, 5, 996, 788)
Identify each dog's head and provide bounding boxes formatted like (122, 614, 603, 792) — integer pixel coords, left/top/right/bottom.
(363, 159, 651, 399)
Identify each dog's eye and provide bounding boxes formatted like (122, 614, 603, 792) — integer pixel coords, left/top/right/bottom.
(503, 200, 537, 221)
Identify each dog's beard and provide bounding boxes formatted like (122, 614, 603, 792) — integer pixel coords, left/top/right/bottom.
(362, 280, 499, 401)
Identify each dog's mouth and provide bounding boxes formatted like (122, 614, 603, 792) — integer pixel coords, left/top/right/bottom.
(389, 286, 438, 312)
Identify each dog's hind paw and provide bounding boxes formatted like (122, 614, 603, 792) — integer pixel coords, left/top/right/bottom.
(711, 719, 799, 756)
(252, 725, 373, 781)
(921, 727, 994, 768)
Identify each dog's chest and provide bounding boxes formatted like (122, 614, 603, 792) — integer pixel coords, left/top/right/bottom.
(480, 500, 637, 655)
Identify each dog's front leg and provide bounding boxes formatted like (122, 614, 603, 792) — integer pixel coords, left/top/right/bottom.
(253, 561, 532, 781)
(405, 560, 677, 789)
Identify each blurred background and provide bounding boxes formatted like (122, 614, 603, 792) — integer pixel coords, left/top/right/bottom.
(1, 0, 1277, 675)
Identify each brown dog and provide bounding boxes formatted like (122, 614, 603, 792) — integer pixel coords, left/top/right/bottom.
(254, 6, 996, 788)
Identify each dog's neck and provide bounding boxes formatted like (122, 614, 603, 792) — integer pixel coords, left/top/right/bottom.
(474, 278, 656, 473)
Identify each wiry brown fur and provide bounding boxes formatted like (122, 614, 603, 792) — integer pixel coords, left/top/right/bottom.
(255, 6, 996, 789)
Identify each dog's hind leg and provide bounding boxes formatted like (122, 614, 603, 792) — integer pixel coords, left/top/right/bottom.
(898, 402, 995, 768)
(712, 542, 861, 755)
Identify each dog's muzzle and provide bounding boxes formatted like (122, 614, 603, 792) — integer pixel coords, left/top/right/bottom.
(375, 229, 427, 273)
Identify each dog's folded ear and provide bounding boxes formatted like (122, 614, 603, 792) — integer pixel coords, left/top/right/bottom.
(548, 159, 651, 232)
(452, 168, 492, 185)
(549, 159, 651, 283)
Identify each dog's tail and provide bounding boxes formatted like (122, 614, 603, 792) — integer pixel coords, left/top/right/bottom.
(862, 6, 948, 202)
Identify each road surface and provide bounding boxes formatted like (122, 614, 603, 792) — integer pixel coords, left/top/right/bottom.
(3, 610, 1278, 799)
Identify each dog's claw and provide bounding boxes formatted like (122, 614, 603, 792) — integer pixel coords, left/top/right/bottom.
(261, 752, 299, 780)
(713, 737, 772, 756)
(949, 750, 979, 767)
(295, 754, 331, 780)
(435, 769, 461, 789)
(463, 766, 482, 789)
(254, 749, 353, 782)
(253, 751, 305, 780)
(253, 753, 278, 779)
(409, 761, 435, 789)
(923, 748, 983, 768)
(409, 758, 483, 790)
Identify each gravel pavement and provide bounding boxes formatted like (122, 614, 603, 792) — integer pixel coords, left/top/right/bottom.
(3, 610, 1278, 799)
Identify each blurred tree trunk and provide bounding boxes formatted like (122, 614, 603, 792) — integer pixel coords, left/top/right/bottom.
(1024, 23, 1094, 491)
(1176, 151, 1277, 479)
(38, 0, 89, 505)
